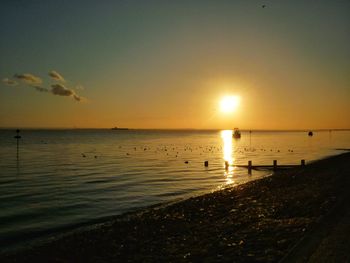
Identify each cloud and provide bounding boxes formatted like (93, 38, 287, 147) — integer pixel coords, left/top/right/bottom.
(51, 83, 74, 96)
(2, 78, 18, 86)
(14, 73, 42, 85)
(51, 83, 84, 102)
(48, 70, 65, 82)
(7, 71, 86, 102)
(34, 86, 49, 92)
(73, 94, 81, 101)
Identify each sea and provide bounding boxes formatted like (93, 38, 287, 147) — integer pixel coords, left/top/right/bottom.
(0, 129, 349, 252)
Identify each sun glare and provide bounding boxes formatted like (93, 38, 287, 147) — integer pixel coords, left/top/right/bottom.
(220, 96, 240, 113)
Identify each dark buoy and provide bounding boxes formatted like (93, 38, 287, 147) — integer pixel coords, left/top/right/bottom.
(14, 129, 21, 139)
(308, 131, 313, 136)
(249, 130, 252, 149)
(204, 161, 209, 167)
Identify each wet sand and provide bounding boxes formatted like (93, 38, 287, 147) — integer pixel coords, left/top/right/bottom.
(2, 151, 350, 262)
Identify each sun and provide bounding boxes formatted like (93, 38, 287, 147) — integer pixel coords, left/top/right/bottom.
(220, 95, 240, 113)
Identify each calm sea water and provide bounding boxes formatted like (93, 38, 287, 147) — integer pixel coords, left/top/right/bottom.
(0, 129, 349, 251)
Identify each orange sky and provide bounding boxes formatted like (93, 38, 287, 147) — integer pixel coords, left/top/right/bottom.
(1, 1, 349, 129)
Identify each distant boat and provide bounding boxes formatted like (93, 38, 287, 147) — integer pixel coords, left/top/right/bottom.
(111, 127, 129, 130)
(308, 131, 313, 136)
(233, 128, 241, 139)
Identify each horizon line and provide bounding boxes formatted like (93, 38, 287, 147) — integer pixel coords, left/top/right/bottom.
(1, 127, 350, 132)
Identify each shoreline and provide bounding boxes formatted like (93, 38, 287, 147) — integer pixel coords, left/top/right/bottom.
(2, 152, 350, 262)
(1, 171, 272, 255)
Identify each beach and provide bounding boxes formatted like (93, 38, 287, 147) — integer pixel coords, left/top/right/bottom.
(2, 151, 350, 262)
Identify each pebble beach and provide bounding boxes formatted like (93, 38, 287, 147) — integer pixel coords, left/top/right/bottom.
(2, 151, 350, 262)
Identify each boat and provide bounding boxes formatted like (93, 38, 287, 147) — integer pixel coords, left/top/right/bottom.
(233, 128, 241, 139)
(111, 127, 129, 130)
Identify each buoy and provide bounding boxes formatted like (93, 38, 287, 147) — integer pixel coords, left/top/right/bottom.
(14, 129, 21, 139)
(204, 161, 209, 167)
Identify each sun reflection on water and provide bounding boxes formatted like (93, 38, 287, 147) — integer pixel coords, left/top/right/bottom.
(221, 130, 236, 184)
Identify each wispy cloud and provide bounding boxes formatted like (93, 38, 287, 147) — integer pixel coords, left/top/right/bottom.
(14, 73, 42, 85)
(4, 71, 86, 102)
(34, 86, 49, 92)
(73, 94, 82, 101)
(51, 83, 74, 96)
(51, 83, 83, 102)
(2, 78, 18, 86)
(48, 70, 65, 82)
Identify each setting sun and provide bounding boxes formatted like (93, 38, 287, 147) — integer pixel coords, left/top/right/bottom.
(220, 96, 240, 113)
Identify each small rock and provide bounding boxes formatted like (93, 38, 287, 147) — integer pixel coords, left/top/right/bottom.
(277, 239, 287, 244)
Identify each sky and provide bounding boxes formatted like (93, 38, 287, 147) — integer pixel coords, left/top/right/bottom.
(0, 0, 349, 130)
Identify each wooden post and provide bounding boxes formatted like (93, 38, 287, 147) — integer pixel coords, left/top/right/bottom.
(224, 161, 229, 170)
(273, 160, 277, 171)
(301, 159, 305, 166)
(248, 160, 252, 174)
(14, 129, 21, 159)
(204, 161, 209, 167)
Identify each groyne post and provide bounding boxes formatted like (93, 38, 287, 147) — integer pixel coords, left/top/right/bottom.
(14, 129, 21, 159)
(273, 160, 277, 171)
(248, 160, 252, 174)
(224, 161, 229, 170)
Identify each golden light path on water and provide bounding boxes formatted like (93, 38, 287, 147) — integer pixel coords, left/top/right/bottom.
(221, 130, 236, 185)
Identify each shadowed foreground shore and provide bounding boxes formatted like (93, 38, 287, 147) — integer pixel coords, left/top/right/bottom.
(2, 152, 350, 262)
